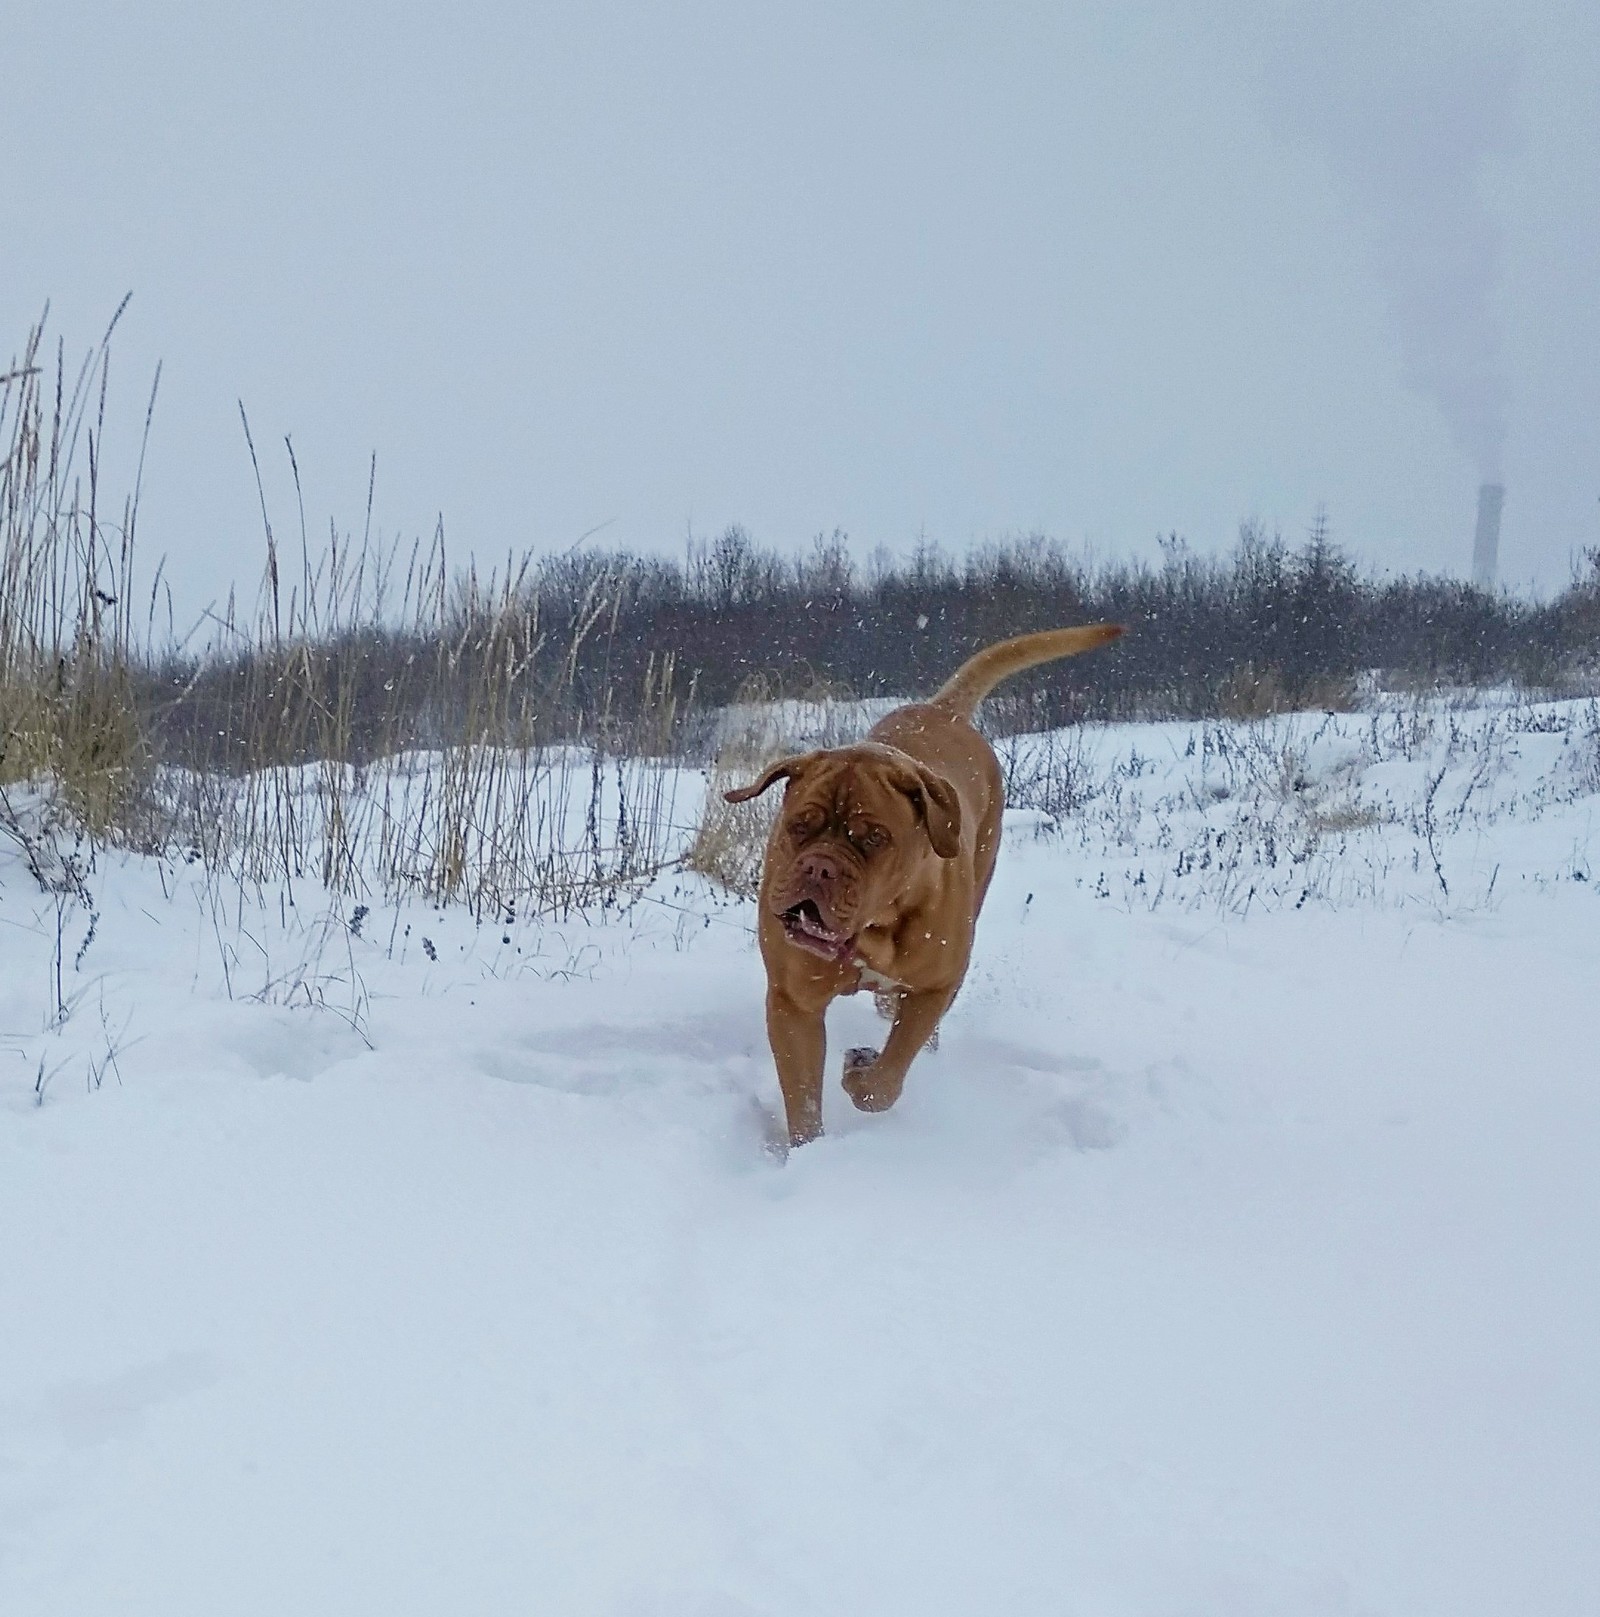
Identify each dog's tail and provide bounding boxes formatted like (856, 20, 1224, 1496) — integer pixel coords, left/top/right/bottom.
(930, 624, 1124, 720)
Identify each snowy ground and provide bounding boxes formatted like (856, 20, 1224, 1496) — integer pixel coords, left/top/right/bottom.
(3, 698, 1598, 1616)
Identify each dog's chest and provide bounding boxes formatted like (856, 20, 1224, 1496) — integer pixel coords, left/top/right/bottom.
(853, 960, 906, 995)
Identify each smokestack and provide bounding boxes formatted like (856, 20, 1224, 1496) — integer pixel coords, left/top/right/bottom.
(1472, 482, 1504, 588)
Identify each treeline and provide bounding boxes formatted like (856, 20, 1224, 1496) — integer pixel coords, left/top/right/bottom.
(565, 520, 1600, 727)
(151, 520, 1600, 767)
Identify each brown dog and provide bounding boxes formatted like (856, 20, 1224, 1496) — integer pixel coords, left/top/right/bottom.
(726, 623, 1123, 1147)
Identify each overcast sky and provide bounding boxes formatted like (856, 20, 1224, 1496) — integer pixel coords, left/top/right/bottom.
(5, 0, 1597, 616)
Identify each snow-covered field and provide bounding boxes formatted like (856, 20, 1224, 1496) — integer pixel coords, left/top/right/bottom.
(4, 697, 1598, 1616)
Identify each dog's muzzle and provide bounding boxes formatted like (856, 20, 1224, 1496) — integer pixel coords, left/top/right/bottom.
(776, 897, 856, 963)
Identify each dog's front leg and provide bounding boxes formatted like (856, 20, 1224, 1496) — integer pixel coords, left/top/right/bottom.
(842, 984, 955, 1113)
(766, 985, 828, 1146)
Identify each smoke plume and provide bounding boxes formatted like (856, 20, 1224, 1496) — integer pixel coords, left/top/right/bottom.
(1240, 2, 1516, 480)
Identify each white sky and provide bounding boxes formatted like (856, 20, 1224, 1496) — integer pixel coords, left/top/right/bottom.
(5, 0, 1598, 615)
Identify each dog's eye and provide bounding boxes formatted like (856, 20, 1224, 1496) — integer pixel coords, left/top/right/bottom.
(858, 825, 889, 851)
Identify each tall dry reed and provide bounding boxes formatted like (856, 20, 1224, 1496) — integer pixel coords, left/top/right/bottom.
(3, 310, 692, 920)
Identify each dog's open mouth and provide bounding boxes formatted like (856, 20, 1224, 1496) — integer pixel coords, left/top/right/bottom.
(779, 899, 855, 962)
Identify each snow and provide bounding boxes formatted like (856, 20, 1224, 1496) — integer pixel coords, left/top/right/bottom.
(4, 697, 1598, 1616)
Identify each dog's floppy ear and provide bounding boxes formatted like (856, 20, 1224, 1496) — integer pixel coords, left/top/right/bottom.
(894, 761, 962, 858)
(722, 751, 822, 804)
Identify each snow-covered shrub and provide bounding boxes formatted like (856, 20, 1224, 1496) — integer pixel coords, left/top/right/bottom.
(995, 691, 1596, 915)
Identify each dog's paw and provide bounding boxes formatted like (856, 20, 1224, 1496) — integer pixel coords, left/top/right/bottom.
(745, 1096, 793, 1162)
(842, 1046, 904, 1113)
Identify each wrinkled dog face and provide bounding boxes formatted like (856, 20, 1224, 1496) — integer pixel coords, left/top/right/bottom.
(724, 745, 961, 962)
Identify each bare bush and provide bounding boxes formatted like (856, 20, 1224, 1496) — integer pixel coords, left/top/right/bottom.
(994, 725, 1100, 821)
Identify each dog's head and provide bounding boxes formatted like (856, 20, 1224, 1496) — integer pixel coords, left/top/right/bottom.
(723, 743, 961, 963)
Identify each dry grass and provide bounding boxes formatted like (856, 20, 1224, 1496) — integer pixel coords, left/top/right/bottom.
(1216, 666, 1292, 719)
(681, 692, 790, 896)
(1576, 700, 1600, 797)
(1216, 665, 1357, 720)
(1, 302, 154, 837)
(158, 521, 686, 918)
(2, 310, 687, 920)
(680, 675, 894, 894)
